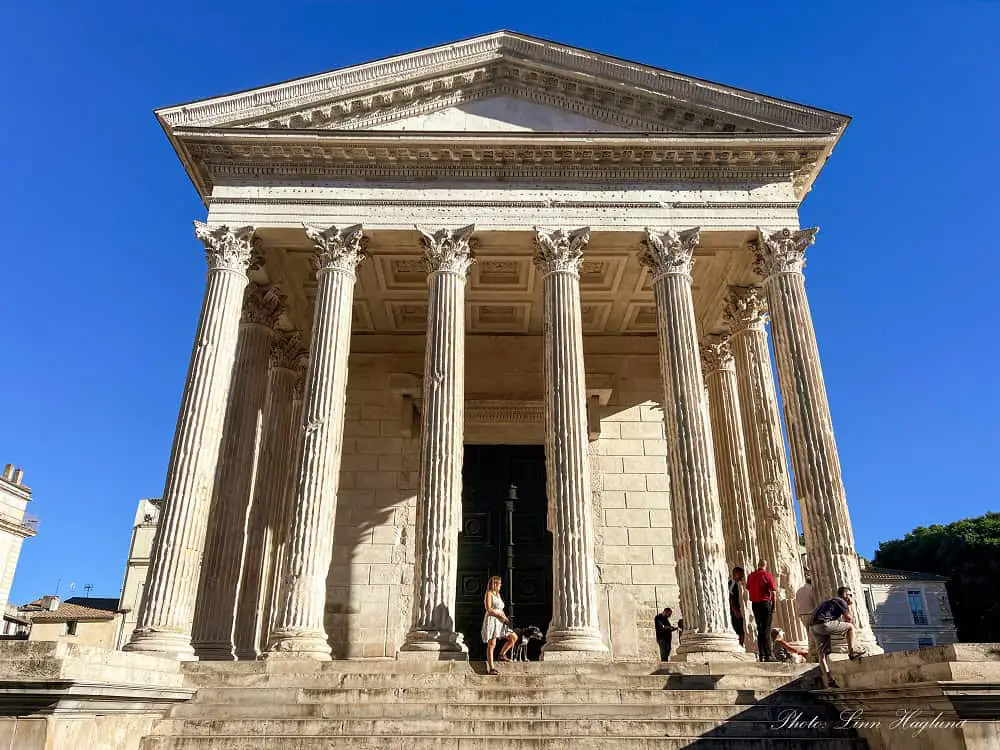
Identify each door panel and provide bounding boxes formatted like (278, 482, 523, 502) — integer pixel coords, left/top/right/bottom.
(456, 445, 552, 661)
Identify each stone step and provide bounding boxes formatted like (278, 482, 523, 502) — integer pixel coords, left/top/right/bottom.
(183, 671, 815, 691)
(170, 700, 835, 721)
(152, 717, 859, 739)
(189, 686, 791, 705)
(140, 735, 867, 750)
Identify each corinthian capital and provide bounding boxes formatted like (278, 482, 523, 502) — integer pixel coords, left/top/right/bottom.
(243, 284, 286, 328)
(532, 227, 590, 275)
(754, 227, 819, 278)
(271, 329, 308, 371)
(194, 222, 258, 274)
(416, 224, 476, 275)
(304, 224, 367, 275)
(639, 227, 701, 279)
(700, 333, 735, 374)
(724, 286, 769, 334)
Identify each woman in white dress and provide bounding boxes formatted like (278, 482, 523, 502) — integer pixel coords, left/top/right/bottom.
(482, 575, 518, 674)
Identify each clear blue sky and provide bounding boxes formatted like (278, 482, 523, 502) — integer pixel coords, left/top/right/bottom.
(2, 2, 997, 603)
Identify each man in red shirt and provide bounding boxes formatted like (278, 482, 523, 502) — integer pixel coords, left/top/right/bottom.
(746, 560, 777, 661)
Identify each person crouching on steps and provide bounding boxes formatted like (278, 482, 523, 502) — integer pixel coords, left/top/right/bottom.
(482, 575, 518, 675)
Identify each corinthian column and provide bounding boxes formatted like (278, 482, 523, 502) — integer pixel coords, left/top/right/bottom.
(640, 228, 741, 658)
(700, 335, 760, 580)
(193, 283, 282, 660)
(266, 225, 365, 660)
(233, 328, 307, 659)
(125, 223, 256, 660)
(533, 227, 607, 658)
(754, 228, 880, 653)
(724, 285, 807, 649)
(399, 225, 475, 658)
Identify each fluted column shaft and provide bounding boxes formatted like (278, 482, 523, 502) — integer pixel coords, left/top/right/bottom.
(755, 228, 880, 652)
(125, 223, 256, 660)
(193, 285, 280, 660)
(233, 330, 306, 659)
(534, 228, 606, 658)
(267, 225, 365, 660)
(400, 225, 474, 656)
(266, 368, 306, 640)
(701, 335, 760, 651)
(641, 228, 741, 658)
(724, 286, 808, 648)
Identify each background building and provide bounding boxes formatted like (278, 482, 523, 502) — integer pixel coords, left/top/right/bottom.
(859, 559, 958, 653)
(19, 595, 123, 649)
(0, 465, 37, 617)
(116, 499, 161, 648)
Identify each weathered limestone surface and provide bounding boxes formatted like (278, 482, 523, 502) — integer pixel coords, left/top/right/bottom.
(232, 329, 307, 659)
(400, 226, 475, 657)
(700, 334, 760, 649)
(700, 334, 760, 575)
(126, 224, 256, 660)
(755, 228, 880, 653)
(724, 285, 807, 648)
(267, 225, 366, 660)
(193, 283, 282, 660)
(640, 228, 741, 658)
(534, 228, 607, 658)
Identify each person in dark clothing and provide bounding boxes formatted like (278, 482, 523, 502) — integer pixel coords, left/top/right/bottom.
(654, 607, 678, 661)
(746, 560, 777, 661)
(811, 586, 869, 687)
(728, 566, 746, 647)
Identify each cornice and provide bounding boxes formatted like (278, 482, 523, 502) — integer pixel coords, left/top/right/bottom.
(155, 31, 848, 136)
(177, 129, 832, 200)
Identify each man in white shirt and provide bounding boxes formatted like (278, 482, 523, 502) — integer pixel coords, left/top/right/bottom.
(794, 577, 818, 660)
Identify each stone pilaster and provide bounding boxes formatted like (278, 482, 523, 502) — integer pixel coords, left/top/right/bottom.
(232, 327, 307, 660)
(266, 224, 366, 660)
(700, 333, 761, 572)
(533, 227, 607, 658)
(640, 228, 742, 658)
(192, 283, 282, 660)
(754, 228, 880, 653)
(125, 223, 256, 660)
(724, 285, 808, 648)
(399, 225, 475, 658)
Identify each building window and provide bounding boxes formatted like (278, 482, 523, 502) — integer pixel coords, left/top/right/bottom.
(863, 589, 876, 623)
(65, 621, 78, 636)
(917, 637, 934, 648)
(907, 590, 928, 625)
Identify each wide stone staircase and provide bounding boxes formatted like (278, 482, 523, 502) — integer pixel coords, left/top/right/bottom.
(138, 660, 864, 749)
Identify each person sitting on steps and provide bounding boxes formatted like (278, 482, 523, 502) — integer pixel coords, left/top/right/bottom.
(810, 586, 869, 688)
(481, 575, 518, 675)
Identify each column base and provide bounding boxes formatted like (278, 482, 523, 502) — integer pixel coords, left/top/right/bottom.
(541, 627, 609, 660)
(264, 631, 332, 661)
(398, 629, 469, 660)
(123, 628, 197, 662)
(674, 631, 745, 660)
(234, 649, 260, 661)
(192, 643, 237, 662)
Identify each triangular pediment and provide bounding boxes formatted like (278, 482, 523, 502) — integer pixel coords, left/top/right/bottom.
(158, 31, 848, 136)
(367, 96, 629, 133)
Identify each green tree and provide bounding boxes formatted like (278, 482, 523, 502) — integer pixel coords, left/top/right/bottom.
(873, 512, 1000, 642)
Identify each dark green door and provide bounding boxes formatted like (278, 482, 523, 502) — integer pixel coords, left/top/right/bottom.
(456, 445, 552, 661)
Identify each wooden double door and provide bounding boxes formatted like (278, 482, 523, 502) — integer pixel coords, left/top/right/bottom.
(456, 445, 553, 661)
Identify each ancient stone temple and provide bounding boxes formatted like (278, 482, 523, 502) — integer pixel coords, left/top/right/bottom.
(123, 30, 880, 665)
